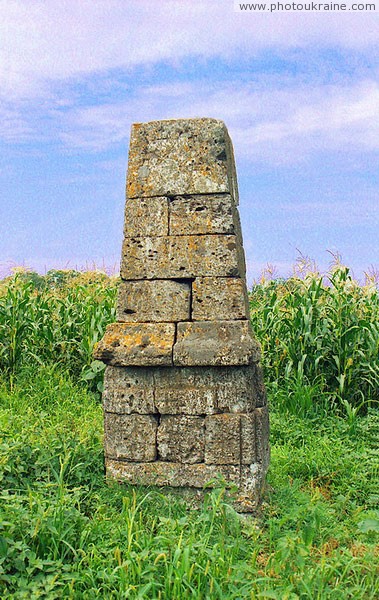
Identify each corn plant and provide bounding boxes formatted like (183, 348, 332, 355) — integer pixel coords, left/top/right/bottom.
(1, 264, 378, 410)
(0, 276, 35, 375)
(250, 264, 379, 409)
(0, 270, 118, 386)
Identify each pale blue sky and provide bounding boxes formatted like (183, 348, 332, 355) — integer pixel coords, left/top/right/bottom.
(1, 1, 378, 284)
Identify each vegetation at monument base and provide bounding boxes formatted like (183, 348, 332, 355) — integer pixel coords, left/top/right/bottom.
(0, 263, 378, 598)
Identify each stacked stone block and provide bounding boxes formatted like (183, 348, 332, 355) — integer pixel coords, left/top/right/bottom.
(94, 118, 270, 510)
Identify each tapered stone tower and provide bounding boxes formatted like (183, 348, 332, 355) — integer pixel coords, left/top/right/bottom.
(94, 118, 269, 511)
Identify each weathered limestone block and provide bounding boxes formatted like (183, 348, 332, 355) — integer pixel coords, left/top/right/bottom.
(169, 194, 237, 236)
(104, 414, 158, 461)
(173, 321, 261, 366)
(120, 234, 245, 280)
(255, 406, 270, 468)
(154, 367, 216, 414)
(153, 366, 256, 414)
(123, 197, 168, 237)
(117, 280, 191, 323)
(157, 416, 205, 464)
(94, 322, 175, 366)
(102, 364, 261, 417)
(204, 414, 256, 465)
(215, 366, 257, 412)
(192, 277, 250, 321)
(252, 363, 267, 408)
(238, 465, 268, 511)
(126, 118, 238, 202)
(106, 459, 241, 488)
(102, 366, 155, 414)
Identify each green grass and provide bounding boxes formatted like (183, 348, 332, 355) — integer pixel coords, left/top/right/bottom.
(1, 366, 378, 599)
(0, 264, 378, 597)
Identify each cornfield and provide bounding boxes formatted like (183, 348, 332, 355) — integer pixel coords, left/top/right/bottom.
(0, 263, 378, 410)
(250, 263, 379, 411)
(0, 269, 117, 392)
(1, 264, 379, 598)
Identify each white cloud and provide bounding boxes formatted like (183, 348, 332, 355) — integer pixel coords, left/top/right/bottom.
(1, 0, 378, 99)
(50, 77, 379, 170)
(0, 101, 34, 141)
(1, 1, 379, 170)
(2, 63, 379, 173)
(233, 80, 379, 162)
(247, 82, 379, 143)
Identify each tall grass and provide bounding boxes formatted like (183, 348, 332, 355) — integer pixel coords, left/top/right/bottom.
(0, 269, 117, 391)
(0, 263, 378, 597)
(250, 262, 379, 411)
(0, 262, 378, 411)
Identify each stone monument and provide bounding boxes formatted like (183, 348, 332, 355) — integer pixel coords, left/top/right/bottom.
(94, 118, 269, 511)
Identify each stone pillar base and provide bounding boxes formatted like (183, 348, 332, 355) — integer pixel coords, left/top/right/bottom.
(95, 118, 270, 509)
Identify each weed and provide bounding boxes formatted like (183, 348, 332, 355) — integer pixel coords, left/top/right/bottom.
(0, 366, 378, 598)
